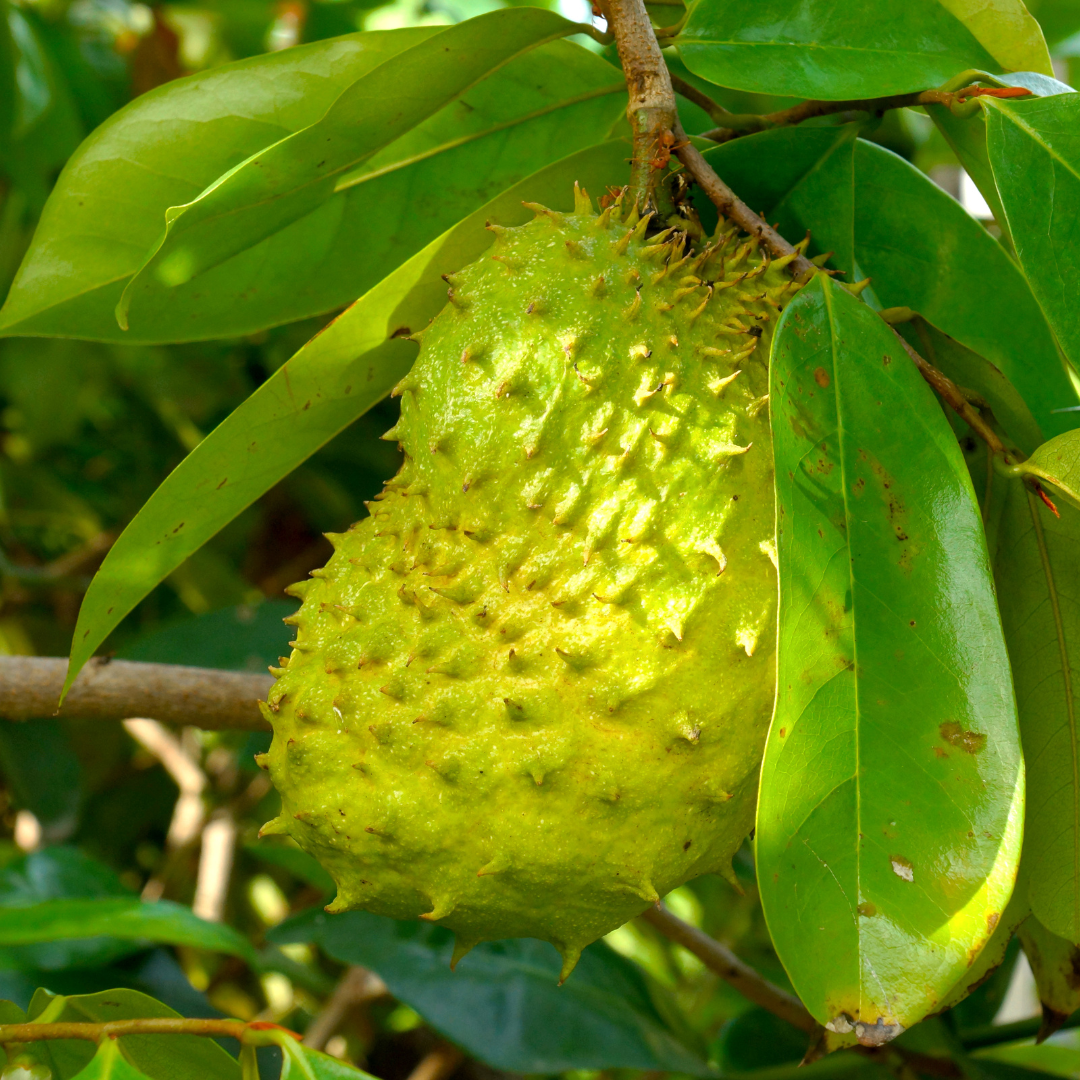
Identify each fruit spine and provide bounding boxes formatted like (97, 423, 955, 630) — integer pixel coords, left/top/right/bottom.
(260, 187, 801, 977)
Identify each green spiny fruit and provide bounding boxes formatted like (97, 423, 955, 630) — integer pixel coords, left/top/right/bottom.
(260, 187, 802, 978)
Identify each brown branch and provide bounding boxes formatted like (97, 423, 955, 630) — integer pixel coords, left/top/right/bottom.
(606, 0, 677, 206)
(406, 1042, 465, 1080)
(671, 121, 817, 279)
(889, 328, 1008, 459)
(699, 84, 1032, 144)
(0, 1019, 296, 1045)
(304, 966, 388, 1051)
(668, 73, 734, 124)
(641, 904, 816, 1033)
(0, 656, 271, 730)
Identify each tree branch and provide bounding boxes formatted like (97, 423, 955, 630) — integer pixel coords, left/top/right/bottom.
(698, 85, 1033, 144)
(605, 0, 677, 206)
(0, 1019, 297, 1045)
(641, 904, 816, 1033)
(0, 656, 271, 730)
(671, 121, 817, 279)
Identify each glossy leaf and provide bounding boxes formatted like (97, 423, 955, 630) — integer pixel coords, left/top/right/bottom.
(935, 882, 1029, 1019)
(271, 909, 711, 1074)
(70, 1041, 151, 1080)
(1010, 431, 1080, 510)
(852, 139, 1080, 437)
(994, 483, 1080, 942)
(115, 8, 593, 329)
(759, 275, 1024, 1043)
(937, 0, 1052, 75)
(0, 899, 257, 964)
(27, 988, 239, 1080)
(0, 31, 621, 342)
(1018, 914, 1080, 1027)
(926, 71, 1072, 242)
(0, 848, 141, 973)
(675, 0, 1000, 100)
(985, 94, 1080, 381)
(64, 139, 627, 689)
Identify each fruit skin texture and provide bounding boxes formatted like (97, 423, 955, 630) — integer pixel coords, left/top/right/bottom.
(262, 190, 800, 976)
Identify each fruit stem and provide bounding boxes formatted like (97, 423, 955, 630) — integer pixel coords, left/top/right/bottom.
(603, 0, 677, 209)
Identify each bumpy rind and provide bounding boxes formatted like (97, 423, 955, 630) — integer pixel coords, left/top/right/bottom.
(264, 190, 798, 973)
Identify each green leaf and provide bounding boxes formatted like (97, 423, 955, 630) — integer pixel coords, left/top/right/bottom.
(70, 1041, 151, 1080)
(937, 0, 1053, 76)
(64, 138, 628, 689)
(852, 139, 1080, 437)
(0, 848, 142, 973)
(118, 600, 296, 672)
(936, 884, 1029, 1020)
(892, 314, 1044, 457)
(759, 275, 1024, 1042)
(975, 1040, 1080, 1078)
(1017, 913, 1080, 1025)
(0, 899, 257, 965)
(926, 71, 1072, 243)
(28, 988, 239, 1080)
(697, 126, 857, 278)
(270, 909, 712, 1075)
(985, 95, 1080, 382)
(1027, 0, 1080, 46)
(278, 1034, 378, 1079)
(1009, 431, 1080, 510)
(0, 1, 15, 154)
(675, 0, 1000, 100)
(994, 484, 1080, 942)
(115, 8, 602, 331)
(0, 30, 620, 343)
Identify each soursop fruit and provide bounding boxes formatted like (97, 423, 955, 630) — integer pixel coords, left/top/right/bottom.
(260, 188, 802, 976)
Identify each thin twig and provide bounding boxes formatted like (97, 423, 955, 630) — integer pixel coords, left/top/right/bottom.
(668, 73, 734, 124)
(642, 904, 816, 1033)
(699, 85, 1032, 144)
(889, 328, 1008, 458)
(606, 0, 677, 206)
(671, 121, 817, 279)
(304, 966, 388, 1051)
(0, 656, 271, 730)
(406, 1042, 465, 1080)
(0, 1019, 297, 1045)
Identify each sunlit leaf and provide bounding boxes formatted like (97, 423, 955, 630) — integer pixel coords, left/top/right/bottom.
(28, 987, 239, 1080)
(64, 140, 628, 689)
(1007, 433, 1080, 512)
(70, 1041, 151, 1080)
(936, 0, 1052, 75)
(0, 27, 620, 342)
(675, 0, 1000, 100)
(759, 275, 1024, 1043)
(277, 1034, 378, 1079)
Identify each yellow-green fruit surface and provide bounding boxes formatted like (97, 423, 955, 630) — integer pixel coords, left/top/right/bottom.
(262, 191, 799, 975)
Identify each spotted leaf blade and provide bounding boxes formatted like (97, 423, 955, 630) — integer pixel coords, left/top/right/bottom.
(758, 275, 1023, 1045)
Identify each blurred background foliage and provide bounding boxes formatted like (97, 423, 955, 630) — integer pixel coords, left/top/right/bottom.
(2, 0, 1080, 1076)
